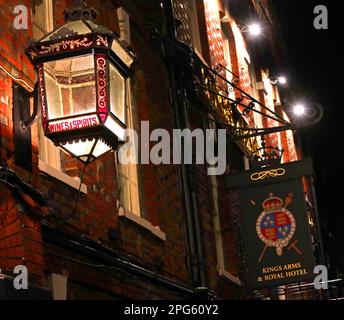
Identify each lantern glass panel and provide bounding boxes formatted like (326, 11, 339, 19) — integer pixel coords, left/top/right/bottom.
(44, 55, 96, 120)
(109, 64, 125, 124)
(62, 139, 111, 159)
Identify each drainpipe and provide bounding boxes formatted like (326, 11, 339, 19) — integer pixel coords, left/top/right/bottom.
(181, 84, 207, 291)
(162, 0, 208, 296)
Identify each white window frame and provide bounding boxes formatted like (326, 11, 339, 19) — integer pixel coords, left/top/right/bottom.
(116, 80, 141, 217)
(115, 9, 165, 240)
(32, 0, 54, 40)
(32, 0, 87, 193)
(208, 119, 241, 286)
(211, 175, 242, 286)
(115, 80, 166, 241)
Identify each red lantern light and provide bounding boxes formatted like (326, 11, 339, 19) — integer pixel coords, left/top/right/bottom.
(26, 4, 134, 163)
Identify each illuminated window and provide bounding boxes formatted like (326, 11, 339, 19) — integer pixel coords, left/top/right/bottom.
(33, 0, 61, 171)
(117, 158, 141, 217)
(115, 8, 141, 217)
(116, 80, 141, 217)
(33, 1, 86, 191)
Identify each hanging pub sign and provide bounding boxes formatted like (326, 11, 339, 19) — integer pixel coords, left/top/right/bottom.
(226, 158, 316, 289)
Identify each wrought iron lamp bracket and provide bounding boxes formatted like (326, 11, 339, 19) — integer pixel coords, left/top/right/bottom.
(20, 82, 39, 128)
(196, 64, 323, 142)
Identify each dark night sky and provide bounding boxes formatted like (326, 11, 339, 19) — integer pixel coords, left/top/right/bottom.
(271, 0, 344, 267)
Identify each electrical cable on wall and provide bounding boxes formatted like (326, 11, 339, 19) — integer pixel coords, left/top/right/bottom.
(46, 250, 138, 280)
(0, 64, 34, 92)
(63, 156, 91, 221)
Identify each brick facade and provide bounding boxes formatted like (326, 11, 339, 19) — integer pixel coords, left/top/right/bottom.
(0, 0, 301, 300)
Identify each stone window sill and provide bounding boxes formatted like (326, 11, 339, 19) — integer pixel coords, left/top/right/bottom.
(38, 160, 87, 194)
(118, 209, 166, 241)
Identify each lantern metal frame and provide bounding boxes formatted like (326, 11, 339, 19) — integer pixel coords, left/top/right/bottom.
(26, 17, 135, 163)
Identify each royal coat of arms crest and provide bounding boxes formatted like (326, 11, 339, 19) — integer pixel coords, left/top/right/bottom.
(256, 193, 302, 261)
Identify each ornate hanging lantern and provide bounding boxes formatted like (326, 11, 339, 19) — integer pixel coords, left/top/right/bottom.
(26, 3, 134, 163)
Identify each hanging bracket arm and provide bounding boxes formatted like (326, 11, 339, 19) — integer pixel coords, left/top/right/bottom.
(20, 82, 39, 128)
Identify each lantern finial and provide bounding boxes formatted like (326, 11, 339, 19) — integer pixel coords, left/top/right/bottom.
(64, 0, 98, 22)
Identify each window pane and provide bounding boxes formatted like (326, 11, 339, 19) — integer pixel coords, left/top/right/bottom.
(128, 163, 141, 215)
(117, 161, 141, 216)
(44, 55, 96, 119)
(109, 64, 125, 124)
(115, 79, 141, 217)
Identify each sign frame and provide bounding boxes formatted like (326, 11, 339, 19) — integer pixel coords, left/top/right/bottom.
(226, 158, 317, 290)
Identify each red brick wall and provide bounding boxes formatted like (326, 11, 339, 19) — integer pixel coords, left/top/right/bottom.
(203, 1, 225, 68)
(129, 24, 190, 285)
(0, 0, 191, 299)
(171, 0, 257, 295)
(200, 2, 245, 290)
(0, 185, 46, 287)
(0, 0, 300, 300)
(0, 1, 34, 79)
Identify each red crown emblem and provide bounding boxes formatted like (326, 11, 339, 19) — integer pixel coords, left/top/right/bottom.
(262, 194, 283, 212)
